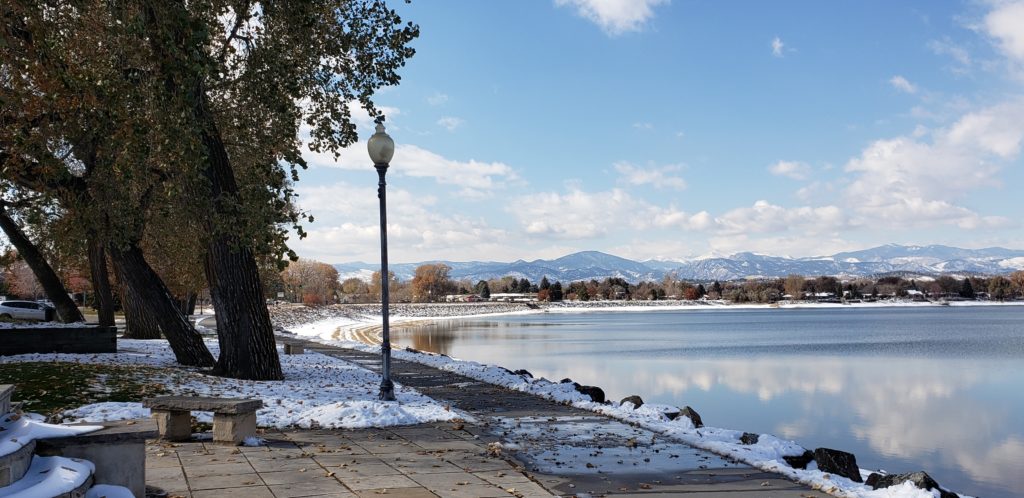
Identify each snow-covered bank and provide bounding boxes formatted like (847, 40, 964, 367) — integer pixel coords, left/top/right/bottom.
(1, 339, 464, 429)
(290, 317, 971, 498)
(276, 298, 1023, 346)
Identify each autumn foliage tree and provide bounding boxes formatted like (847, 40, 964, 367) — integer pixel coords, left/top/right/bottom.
(411, 264, 453, 302)
(281, 259, 341, 305)
(2, 0, 418, 379)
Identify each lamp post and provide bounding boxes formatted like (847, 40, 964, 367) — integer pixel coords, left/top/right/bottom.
(368, 122, 396, 402)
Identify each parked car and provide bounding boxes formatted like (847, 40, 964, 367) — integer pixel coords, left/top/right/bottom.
(0, 300, 55, 321)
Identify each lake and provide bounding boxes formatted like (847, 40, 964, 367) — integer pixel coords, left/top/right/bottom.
(391, 305, 1024, 498)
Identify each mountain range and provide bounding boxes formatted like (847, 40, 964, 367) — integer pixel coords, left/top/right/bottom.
(334, 244, 1024, 284)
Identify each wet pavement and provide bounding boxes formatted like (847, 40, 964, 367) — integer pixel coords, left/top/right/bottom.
(260, 336, 829, 497)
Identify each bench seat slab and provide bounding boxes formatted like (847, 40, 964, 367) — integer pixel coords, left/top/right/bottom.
(143, 396, 262, 414)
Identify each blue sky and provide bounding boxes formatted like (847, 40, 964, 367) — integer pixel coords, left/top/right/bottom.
(292, 0, 1024, 264)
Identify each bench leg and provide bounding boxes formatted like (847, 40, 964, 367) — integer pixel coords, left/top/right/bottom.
(152, 409, 192, 441)
(213, 412, 256, 445)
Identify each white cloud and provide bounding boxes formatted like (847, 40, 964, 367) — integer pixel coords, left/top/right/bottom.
(554, 0, 669, 36)
(292, 182, 514, 263)
(983, 1, 1024, 64)
(650, 208, 714, 230)
(927, 37, 972, 68)
(714, 201, 850, 236)
(437, 116, 464, 132)
(514, 188, 643, 239)
(889, 75, 918, 94)
(614, 161, 687, 189)
(771, 36, 785, 57)
(632, 122, 654, 130)
(345, 101, 401, 132)
(305, 141, 519, 192)
(427, 92, 449, 106)
(843, 98, 1024, 229)
(767, 160, 811, 180)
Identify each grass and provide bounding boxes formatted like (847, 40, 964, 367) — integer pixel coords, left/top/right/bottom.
(0, 362, 171, 420)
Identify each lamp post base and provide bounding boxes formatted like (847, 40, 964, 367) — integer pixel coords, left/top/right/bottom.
(379, 379, 396, 401)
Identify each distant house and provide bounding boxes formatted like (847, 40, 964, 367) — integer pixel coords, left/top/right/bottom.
(489, 293, 537, 303)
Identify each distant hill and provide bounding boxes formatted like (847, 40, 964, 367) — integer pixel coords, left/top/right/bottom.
(335, 244, 1024, 284)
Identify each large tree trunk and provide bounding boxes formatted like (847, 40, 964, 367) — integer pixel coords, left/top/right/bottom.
(108, 244, 215, 367)
(143, 1, 282, 381)
(200, 123, 281, 379)
(87, 236, 116, 327)
(0, 207, 84, 323)
(119, 284, 162, 339)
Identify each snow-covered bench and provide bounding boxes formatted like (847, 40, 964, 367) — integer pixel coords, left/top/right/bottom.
(2, 385, 137, 497)
(143, 396, 262, 445)
(34, 419, 156, 497)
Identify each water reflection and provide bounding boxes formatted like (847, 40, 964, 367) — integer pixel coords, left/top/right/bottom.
(391, 309, 1024, 498)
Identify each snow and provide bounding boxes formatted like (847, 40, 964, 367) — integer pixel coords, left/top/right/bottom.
(291, 316, 970, 498)
(85, 484, 135, 498)
(0, 456, 94, 497)
(2, 339, 464, 430)
(0, 414, 101, 458)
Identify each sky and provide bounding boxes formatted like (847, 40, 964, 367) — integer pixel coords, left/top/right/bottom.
(291, 0, 1024, 264)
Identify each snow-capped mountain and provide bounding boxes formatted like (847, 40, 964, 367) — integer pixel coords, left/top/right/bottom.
(335, 244, 1024, 284)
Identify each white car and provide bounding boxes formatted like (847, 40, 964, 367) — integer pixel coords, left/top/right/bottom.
(0, 300, 54, 321)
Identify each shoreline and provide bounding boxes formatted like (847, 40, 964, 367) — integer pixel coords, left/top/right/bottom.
(272, 298, 1024, 346)
(277, 306, 986, 498)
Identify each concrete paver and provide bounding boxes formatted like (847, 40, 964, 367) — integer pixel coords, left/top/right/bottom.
(145, 337, 830, 497)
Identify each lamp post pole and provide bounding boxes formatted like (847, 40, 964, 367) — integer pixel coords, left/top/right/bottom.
(369, 122, 396, 402)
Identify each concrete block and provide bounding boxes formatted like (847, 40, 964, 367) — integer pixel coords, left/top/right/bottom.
(283, 343, 304, 355)
(0, 384, 13, 414)
(152, 410, 192, 441)
(213, 411, 256, 445)
(51, 441, 147, 497)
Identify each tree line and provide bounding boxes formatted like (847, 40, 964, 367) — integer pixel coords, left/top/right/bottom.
(332, 264, 1024, 305)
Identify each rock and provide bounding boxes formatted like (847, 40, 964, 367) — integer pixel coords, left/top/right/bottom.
(813, 448, 862, 482)
(782, 450, 814, 469)
(560, 378, 574, 384)
(867, 471, 958, 498)
(620, 395, 644, 409)
(575, 385, 605, 403)
(663, 410, 680, 421)
(679, 406, 703, 428)
(739, 432, 759, 445)
(513, 369, 533, 378)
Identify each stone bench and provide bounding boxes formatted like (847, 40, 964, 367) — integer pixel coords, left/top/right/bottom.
(34, 419, 157, 498)
(283, 343, 304, 355)
(142, 396, 263, 445)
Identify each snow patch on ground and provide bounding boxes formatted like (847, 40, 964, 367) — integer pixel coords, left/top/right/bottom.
(2, 339, 464, 430)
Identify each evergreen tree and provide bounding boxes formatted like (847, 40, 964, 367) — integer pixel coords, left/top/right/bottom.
(540, 276, 551, 290)
(475, 280, 490, 299)
(550, 281, 563, 302)
(696, 283, 707, 297)
(960, 278, 975, 299)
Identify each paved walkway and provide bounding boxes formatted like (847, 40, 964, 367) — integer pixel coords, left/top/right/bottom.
(146, 336, 828, 497)
(146, 425, 552, 498)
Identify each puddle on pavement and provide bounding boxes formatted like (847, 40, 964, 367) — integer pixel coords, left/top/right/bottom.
(492, 415, 740, 475)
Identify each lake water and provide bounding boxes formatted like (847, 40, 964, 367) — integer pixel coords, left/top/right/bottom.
(392, 306, 1024, 498)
